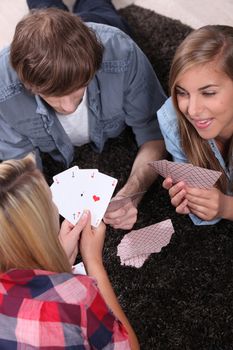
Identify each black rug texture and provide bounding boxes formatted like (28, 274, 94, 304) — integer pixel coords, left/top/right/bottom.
(40, 5, 233, 350)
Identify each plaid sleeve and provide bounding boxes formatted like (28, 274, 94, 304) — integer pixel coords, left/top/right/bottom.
(83, 278, 130, 349)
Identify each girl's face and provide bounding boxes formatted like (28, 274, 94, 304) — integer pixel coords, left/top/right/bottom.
(175, 62, 233, 142)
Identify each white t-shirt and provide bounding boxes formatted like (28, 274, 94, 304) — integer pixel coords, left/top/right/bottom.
(56, 89, 90, 146)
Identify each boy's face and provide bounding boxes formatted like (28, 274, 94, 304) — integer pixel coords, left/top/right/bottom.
(40, 87, 86, 115)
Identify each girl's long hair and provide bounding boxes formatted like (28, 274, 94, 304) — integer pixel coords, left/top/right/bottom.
(169, 25, 233, 192)
(0, 154, 71, 273)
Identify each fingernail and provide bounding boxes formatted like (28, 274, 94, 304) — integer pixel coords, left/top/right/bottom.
(82, 210, 89, 219)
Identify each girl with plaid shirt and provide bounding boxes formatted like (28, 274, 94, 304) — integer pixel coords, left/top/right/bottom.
(0, 155, 139, 349)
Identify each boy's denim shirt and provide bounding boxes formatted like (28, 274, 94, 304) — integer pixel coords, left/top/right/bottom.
(157, 97, 232, 226)
(0, 22, 166, 169)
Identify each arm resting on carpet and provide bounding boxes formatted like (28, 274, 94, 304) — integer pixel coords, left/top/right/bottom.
(104, 139, 166, 229)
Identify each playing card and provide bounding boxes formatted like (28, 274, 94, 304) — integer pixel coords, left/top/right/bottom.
(53, 167, 99, 185)
(51, 168, 100, 225)
(51, 167, 117, 227)
(148, 160, 170, 178)
(117, 219, 174, 268)
(121, 254, 150, 268)
(149, 160, 222, 189)
(84, 172, 118, 227)
(53, 165, 79, 185)
(51, 176, 87, 225)
(72, 262, 87, 275)
(107, 191, 146, 213)
(78, 169, 99, 178)
(168, 162, 222, 189)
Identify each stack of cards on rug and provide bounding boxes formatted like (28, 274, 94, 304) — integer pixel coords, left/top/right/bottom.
(149, 160, 222, 189)
(50, 166, 118, 227)
(117, 219, 174, 268)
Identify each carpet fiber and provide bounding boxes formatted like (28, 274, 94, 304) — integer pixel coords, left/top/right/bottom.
(41, 5, 233, 350)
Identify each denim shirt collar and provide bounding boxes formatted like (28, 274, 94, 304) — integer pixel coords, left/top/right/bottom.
(87, 77, 101, 117)
(35, 95, 49, 115)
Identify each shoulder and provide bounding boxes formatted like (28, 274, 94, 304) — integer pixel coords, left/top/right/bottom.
(0, 45, 22, 97)
(157, 97, 179, 133)
(0, 46, 18, 80)
(4, 269, 99, 305)
(157, 98, 188, 162)
(0, 46, 10, 68)
(157, 97, 178, 123)
(86, 22, 139, 69)
(44, 272, 99, 305)
(87, 22, 133, 50)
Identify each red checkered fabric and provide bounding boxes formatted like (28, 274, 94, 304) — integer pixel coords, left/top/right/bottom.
(0, 269, 130, 349)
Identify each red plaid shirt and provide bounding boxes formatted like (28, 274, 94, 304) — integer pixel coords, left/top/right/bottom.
(0, 269, 130, 349)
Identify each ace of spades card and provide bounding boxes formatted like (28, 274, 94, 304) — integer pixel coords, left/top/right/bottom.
(51, 166, 118, 227)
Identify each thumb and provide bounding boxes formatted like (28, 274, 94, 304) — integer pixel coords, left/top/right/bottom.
(70, 210, 90, 242)
(82, 210, 92, 235)
(75, 210, 90, 231)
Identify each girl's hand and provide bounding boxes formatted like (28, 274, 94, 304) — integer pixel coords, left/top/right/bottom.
(163, 177, 190, 214)
(59, 211, 89, 265)
(186, 187, 227, 221)
(79, 216, 106, 268)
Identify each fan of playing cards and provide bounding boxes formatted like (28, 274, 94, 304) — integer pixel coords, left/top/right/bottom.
(149, 160, 222, 188)
(50, 166, 118, 227)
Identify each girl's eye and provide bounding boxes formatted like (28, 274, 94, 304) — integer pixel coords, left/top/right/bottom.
(175, 89, 187, 96)
(202, 91, 216, 96)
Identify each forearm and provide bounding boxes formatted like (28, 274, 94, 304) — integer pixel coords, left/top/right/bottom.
(118, 139, 166, 196)
(85, 261, 140, 350)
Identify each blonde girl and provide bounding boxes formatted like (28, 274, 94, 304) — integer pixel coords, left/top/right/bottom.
(157, 25, 233, 225)
(0, 155, 139, 349)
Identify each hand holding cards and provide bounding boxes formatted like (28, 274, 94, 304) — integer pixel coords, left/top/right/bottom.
(51, 166, 118, 227)
(149, 160, 222, 189)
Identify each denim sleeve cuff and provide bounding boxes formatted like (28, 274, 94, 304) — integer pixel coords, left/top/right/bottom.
(189, 213, 221, 226)
(135, 118, 163, 146)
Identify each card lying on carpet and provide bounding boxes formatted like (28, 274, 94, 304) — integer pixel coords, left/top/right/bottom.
(117, 219, 174, 268)
(72, 262, 87, 275)
(149, 160, 222, 189)
(51, 166, 118, 227)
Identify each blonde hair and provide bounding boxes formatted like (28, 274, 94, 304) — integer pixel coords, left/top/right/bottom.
(169, 25, 233, 192)
(0, 155, 71, 273)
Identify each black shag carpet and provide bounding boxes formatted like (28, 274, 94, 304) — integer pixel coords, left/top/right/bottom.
(41, 5, 233, 350)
